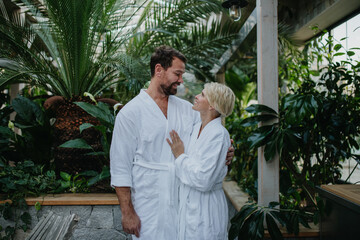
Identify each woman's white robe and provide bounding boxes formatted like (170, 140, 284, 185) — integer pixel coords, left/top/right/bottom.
(110, 90, 199, 240)
(175, 117, 230, 240)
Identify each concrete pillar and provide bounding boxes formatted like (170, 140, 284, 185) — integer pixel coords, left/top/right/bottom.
(256, 0, 279, 206)
(215, 71, 225, 84)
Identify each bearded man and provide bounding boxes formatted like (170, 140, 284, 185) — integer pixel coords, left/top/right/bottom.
(110, 46, 233, 239)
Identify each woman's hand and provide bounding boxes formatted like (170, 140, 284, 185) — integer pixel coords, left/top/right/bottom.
(166, 130, 184, 158)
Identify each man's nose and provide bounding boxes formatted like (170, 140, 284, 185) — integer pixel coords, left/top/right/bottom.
(178, 75, 184, 84)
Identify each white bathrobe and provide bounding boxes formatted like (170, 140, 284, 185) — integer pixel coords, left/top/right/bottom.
(175, 117, 229, 240)
(110, 89, 199, 240)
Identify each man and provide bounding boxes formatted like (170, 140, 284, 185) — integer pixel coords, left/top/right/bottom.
(110, 46, 233, 239)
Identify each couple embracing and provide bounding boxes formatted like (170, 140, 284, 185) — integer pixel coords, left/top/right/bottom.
(110, 46, 235, 240)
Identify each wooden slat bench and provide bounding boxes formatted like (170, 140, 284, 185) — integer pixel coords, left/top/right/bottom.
(25, 211, 77, 240)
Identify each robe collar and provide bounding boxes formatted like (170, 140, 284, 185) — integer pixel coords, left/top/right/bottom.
(139, 89, 173, 120)
(197, 117, 222, 138)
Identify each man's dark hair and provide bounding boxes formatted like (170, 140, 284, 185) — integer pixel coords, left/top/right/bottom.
(150, 46, 187, 77)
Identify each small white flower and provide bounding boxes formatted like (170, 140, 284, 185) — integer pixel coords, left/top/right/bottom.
(113, 103, 122, 115)
(84, 92, 97, 104)
(8, 121, 15, 131)
(50, 118, 56, 126)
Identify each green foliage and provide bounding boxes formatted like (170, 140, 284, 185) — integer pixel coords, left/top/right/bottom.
(226, 100, 258, 199)
(58, 98, 115, 188)
(1, 0, 243, 103)
(229, 202, 313, 240)
(0, 160, 60, 198)
(241, 41, 360, 204)
(225, 65, 258, 199)
(127, 0, 243, 82)
(0, 159, 62, 239)
(229, 31, 360, 239)
(58, 167, 110, 193)
(0, 0, 149, 99)
(59, 100, 116, 161)
(0, 95, 53, 165)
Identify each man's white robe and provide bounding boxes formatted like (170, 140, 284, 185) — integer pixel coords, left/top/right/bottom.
(110, 89, 199, 240)
(175, 117, 229, 240)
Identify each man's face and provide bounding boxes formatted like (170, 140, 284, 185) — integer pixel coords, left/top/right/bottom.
(160, 57, 185, 95)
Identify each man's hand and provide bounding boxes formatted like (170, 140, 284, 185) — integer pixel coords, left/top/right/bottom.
(122, 210, 141, 237)
(115, 187, 141, 237)
(226, 139, 235, 165)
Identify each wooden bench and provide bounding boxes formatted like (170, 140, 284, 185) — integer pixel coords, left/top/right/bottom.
(25, 211, 77, 240)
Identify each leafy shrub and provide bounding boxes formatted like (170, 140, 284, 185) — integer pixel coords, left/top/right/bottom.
(0, 160, 61, 239)
(228, 31, 360, 239)
(0, 95, 53, 165)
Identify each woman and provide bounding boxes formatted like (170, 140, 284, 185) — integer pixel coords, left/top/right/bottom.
(167, 82, 235, 240)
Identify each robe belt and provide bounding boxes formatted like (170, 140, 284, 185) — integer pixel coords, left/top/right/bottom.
(133, 160, 177, 207)
(212, 182, 223, 191)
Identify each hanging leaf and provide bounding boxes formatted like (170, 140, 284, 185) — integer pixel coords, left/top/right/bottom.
(333, 44, 342, 51)
(79, 123, 94, 133)
(59, 139, 92, 150)
(266, 212, 284, 240)
(241, 114, 278, 127)
(246, 104, 278, 115)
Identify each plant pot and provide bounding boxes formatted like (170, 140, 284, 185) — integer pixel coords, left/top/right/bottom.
(44, 96, 108, 175)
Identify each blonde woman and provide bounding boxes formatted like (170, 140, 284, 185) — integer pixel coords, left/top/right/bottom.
(167, 82, 235, 240)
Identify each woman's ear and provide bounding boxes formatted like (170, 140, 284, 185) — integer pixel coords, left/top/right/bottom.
(209, 105, 221, 117)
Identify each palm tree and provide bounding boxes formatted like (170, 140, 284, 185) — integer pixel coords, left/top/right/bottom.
(0, 0, 243, 173)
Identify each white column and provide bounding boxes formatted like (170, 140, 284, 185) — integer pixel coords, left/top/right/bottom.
(256, 0, 279, 206)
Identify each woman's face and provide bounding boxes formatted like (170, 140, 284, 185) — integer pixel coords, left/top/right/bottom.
(192, 90, 210, 112)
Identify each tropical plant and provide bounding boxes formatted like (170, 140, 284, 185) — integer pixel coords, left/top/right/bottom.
(58, 98, 116, 186)
(241, 33, 360, 201)
(58, 168, 111, 193)
(228, 202, 314, 240)
(0, 0, 150, 98)
(0, 0, 245, 173)
(227, 30, 360, 239)
(0, 0, 244, 98)
(126, 0, 244, 82)
(0, 159, 62, 239)
(0, 95, 53, 165)
(59, 99, 117, 158)
(225, 66, 258, 198)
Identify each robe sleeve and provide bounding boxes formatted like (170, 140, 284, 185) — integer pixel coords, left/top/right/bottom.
(110, 111, 137, 188)
(175, 138, 228, 192)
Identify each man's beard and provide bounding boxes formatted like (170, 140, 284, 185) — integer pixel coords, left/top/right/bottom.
(161, 82, 179, 95)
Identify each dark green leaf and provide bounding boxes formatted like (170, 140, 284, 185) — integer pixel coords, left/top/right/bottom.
(79, 123, 94, 133)
(79, 170, 98, 177)
(75, 102, 113, 128)
(59, 139, 92, 149)
(333, 44, 342, 51)
(245, 104, 278, 115)
(20, 212, 31, 225)
(60, 172, 71, 181)
(266, 213, 284, 240)
(241, 114, 278, 127)
(347, 51, 355, 57)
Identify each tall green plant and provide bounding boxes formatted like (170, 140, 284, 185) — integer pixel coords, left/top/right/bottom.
(0, 0, 244, 101)
(241, 33, 360, 207)
(0, 0, 149, 98)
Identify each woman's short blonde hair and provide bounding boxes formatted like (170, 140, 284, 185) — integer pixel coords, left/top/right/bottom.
(204, 82, 235, 117)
